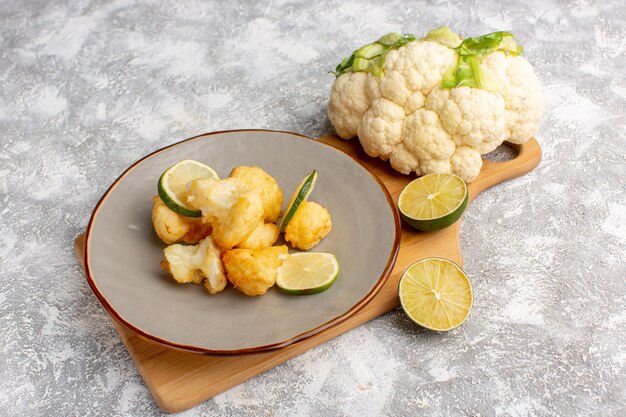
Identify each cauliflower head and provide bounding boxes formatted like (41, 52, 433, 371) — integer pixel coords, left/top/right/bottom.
(229, 166, 283, 223)
(151, 196, 211, 245)
(284, 201, 332, 250)
(223, 245, 289, 296)
(186, 177, 264, 249)
(328, 28, 543, 182)
(161, 236, 227, 294)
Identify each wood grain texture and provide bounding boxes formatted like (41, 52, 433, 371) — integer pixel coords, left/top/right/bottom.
(74, 135, 541, 413)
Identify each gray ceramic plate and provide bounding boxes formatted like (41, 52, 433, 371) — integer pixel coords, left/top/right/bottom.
(85, 130, 400, 354)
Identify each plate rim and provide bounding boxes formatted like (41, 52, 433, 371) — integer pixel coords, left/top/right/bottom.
(84, 129, 401, 355)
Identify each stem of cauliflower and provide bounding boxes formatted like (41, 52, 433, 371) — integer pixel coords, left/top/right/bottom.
(333, 33, 416, 77)
(442, 31, 523, 89)
(421, 26, 462, 47)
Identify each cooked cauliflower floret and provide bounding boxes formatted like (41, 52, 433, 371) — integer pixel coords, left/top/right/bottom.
(222, 245, 289, 296)
(161, 236, 227, 294)
(186, 177, 264, 249)
(229, 166, 283, 223)
(236, 221, 280, 250)
(186, 178, 243, 223)
(215, 196, 265, 250)
(151, 196, 211, 245)
(284, 202, 332, 250)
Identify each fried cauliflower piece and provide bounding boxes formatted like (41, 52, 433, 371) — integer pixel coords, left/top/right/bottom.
(222, 245, 289, 296)
(186, 178, 243, 223)
(186, 178, 264, 249)
(284, 201, 332, 250)
(215, 196, 265, 250)
(161, 236, 227, 294)
(151, 196, 211, 244)
(236, 221, 280, 250)
(229, 166, 283, 223)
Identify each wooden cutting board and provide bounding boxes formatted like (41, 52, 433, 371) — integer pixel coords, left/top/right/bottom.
(74, 135, 541, 413)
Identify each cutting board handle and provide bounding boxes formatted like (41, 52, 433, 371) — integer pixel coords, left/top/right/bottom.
(469, 138, 542, 202)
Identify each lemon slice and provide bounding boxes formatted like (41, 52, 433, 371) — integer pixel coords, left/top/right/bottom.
(279, 170, 317, 232)
(398, 173, 468, 232)
(157, 159, 219, 217)
(399, 258, 473, 331)
(276, 252, 339, 295)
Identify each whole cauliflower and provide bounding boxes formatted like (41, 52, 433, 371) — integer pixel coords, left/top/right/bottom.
(328, 28, 543, 182)
(161, 236, 227, 294)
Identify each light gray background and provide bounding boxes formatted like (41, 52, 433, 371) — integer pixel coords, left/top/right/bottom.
(1, 0, 624, 416)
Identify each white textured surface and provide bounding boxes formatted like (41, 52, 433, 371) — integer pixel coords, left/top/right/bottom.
(1, 1, 625, 416)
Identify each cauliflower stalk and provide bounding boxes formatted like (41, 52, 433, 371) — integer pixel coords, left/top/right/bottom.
(327, 27, 543, 183)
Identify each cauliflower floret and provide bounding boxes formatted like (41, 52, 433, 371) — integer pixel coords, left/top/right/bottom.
(383, 41, 457, 97)
(357, 98, 405, 159)
(405, 91, 426, 114)
(450, 146, 483, 182)
(151, 196, 211, 245)
(421, 158, 452, 174)
(378, 70, 412, 108)
(187, 178, 264, 249)
(222, 245, 289, 296)
(229, 166, 283, 223)
(236, 221, 279, 250)
(186, 178, 241, 223)
(402, 108, 455, 160)
(327, 72, 371, 139)
(215, 196, 265, 249)
(481, 52, 544, 144)
(327, 29, 543, 183)
(425, 86, 506, 154)
(284, 201, 332, 250)
(161, 236, 227, 294)
(390, 142, 421, 175)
